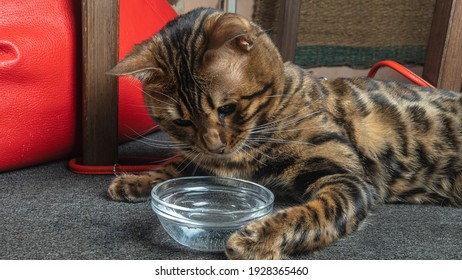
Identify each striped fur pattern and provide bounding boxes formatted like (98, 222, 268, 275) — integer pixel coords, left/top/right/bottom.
(107, 8, 462, 259)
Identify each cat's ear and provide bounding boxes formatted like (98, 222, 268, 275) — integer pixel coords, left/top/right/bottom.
(106, 46, 163, 83)
(206, 13, 255, 53)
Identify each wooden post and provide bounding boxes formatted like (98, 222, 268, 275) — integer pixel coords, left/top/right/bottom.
(423, 0, 462, 91)
(274, 0, 302, 62)
(82, 0, 119, 165)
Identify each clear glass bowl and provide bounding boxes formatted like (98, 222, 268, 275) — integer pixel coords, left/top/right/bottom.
(151, 176, 274, 252)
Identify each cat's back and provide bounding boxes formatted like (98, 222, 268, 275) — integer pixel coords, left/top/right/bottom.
(318, 77, 462, 204)
(323, 77, 462, 125)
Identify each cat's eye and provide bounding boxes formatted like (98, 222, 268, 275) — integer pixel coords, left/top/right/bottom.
(217, 103, 237, 116)
(173, 119, 193, 127)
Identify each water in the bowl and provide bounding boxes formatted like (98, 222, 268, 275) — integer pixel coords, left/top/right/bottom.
(159, 216, 236, 252)
(164, 183, 268, 222)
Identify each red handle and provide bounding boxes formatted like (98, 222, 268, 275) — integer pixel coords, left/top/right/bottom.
(68, 156, 175, 175)
(367, 60, 435, 88)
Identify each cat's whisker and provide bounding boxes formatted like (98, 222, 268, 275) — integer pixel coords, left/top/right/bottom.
(123, 129, 189, 150)
(120, 103, 170, 114)
(136, 84, 179, 105)
(144, 105, 170, 110)
(135, 85, 178, 106)
(128, 137, 188, 149)
(239, 148, 263, 165)
(255, 127, 317, 135)
(174, 150, 195, 169)
(246, 137, 316, 147)
(249, 110, 325, 134)
(143, 93, 174, 107)
(239, 144, 266, 165)
(191, 153, 205, 176)
(244, 143, 276, 160)
(144, 154, 182, 164)
(126, 112, 163, 118)
(178, 151, 202, 173)
(123, 124, 160, 136)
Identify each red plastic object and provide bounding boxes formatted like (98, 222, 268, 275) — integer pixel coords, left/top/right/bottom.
(118, 1, 177, 140)
(0, 0, 177, 172)
(68, 157, 175, 175)
(368, 60, 435, 88)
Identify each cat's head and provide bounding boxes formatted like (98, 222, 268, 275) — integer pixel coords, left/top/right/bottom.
(109, 8, 284, 160)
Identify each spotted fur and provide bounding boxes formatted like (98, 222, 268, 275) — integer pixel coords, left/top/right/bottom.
(107, 8, 462, 259)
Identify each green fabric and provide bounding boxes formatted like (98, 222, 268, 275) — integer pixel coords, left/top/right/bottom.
(295, 45, 427, 69)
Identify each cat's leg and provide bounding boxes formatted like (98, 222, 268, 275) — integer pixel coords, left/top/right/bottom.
(107, 157, 186, 202)
(225, 174, 378, 259)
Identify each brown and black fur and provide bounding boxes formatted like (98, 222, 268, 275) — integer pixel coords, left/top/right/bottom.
(106, 8, 462, 259)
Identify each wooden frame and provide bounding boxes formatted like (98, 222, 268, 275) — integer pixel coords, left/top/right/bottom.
(274, 0, 302, 62)
(423, 0, 462, 91)
(82, 0, 119, 165)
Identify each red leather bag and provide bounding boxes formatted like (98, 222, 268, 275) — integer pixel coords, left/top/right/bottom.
(0, 0, 177, 172)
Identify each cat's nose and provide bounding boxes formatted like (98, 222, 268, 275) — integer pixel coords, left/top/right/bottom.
(203, 129, 226, 153)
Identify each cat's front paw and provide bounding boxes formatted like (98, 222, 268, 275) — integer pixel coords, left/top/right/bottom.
(225, 217, 284, 260)
(107, 174, 155, 202)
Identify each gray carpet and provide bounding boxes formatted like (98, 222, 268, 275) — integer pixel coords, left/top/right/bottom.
(1, 132, 462, 260)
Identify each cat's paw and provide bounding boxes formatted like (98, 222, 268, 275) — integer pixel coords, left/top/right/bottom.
(107, 174, 155, 202)
(225, 216, 285, 260)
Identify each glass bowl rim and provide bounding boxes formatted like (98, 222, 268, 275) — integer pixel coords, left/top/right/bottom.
(151, 176, 275, 216)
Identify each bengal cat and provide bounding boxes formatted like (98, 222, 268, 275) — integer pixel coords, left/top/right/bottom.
(107, 8, 462, 259)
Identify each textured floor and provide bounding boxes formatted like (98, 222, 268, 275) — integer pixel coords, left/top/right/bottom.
(1, 133, 462, 260)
